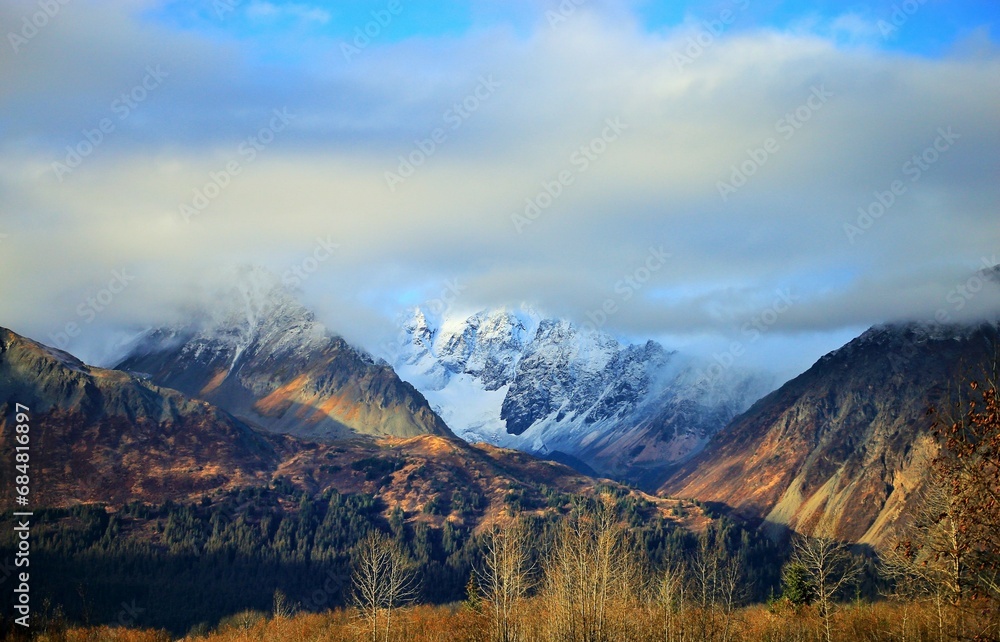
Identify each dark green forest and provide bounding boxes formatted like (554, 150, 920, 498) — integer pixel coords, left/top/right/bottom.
(0, 480, 781, 636)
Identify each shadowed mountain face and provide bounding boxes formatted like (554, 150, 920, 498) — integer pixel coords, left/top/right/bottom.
(115, 268, 451, 441)
(1, 326, 720, 637)
(661, 321, 1000, 546)
(0, 325, 704, 532)
(0, 327, 279, 508)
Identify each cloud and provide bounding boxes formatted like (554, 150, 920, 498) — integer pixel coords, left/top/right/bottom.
(0, 0, 998, 377)
(245, 2, 331, 25)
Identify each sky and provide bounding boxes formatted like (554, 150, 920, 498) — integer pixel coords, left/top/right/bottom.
(1, 0, 999, 379)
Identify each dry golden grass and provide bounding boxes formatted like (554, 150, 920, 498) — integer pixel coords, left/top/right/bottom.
(40, 598, 998, 642)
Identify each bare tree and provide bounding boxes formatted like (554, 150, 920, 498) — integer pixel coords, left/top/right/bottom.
(477, 518, 535, 642)
(689, 537, 720, 642)
(271, 588, 294, 620)
(930, 375, 1000, 639)
(653, 560, 686, 642)
(542, 501, 643, 641)
(880, 478, 965, 642)
(688, 533, 746, 642)
(352, 530, 418, 642)
(790, 535, 861, 642)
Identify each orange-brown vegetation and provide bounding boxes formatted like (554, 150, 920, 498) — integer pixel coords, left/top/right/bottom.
(34, 599, 997, 642)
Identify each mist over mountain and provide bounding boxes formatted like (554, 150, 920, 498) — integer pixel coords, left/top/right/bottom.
(386, 305, 774, 486)
(662, 319, 1000, 546)
(114, 266, 451, 441)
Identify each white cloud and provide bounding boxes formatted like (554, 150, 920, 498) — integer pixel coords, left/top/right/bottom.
(0, 1, 998, 374)
(245, 2, 331, 25)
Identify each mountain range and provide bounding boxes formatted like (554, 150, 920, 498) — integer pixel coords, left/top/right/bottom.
(2, 265, 998, 550)
(387, 306, 773, 486)
(2, 324, 698, 529)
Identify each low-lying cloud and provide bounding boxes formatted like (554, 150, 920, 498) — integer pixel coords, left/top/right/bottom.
(1, 1, 998, 378)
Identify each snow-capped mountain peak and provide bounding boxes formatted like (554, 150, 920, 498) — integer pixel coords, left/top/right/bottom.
(387, 306, 772, 485)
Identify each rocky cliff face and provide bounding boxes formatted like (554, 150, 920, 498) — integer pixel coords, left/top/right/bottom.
(115, 267, 451, 441)
(389, 307, 772, 486)
(0, 325, 706, 533)
(660, 321, 1000, 546)
(0, 327, 279, 507)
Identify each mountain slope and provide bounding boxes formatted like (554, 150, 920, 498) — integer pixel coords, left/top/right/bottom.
(1, 326, 719, 636)
(389, 307, 772, 486)
(115, 267, 450, 441)
(0, 323, 691, 523)
(0, 326, 279, 507)
(661, 321, 1000, 546)
(1, 324, 705, 530)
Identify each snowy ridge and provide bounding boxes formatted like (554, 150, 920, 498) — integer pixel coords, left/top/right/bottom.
(388, 306, 773, 483)
(115, 265, 451, 440)
(127, 265, 337, 371)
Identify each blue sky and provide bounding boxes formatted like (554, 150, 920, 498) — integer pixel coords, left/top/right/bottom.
(145, 0, 999, 56)
(1, 0, 999, 377)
